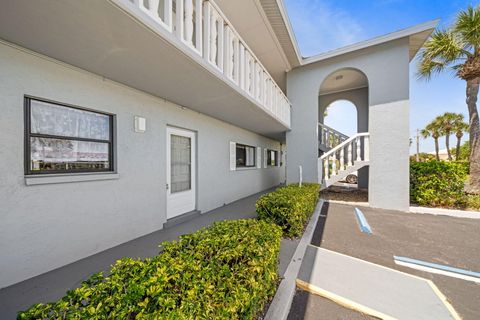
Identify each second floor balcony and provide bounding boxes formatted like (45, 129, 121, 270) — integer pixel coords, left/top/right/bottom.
(0, 0, 291, 138)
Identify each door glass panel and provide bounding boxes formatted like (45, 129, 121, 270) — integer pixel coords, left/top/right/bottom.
(171, 134, 191, 193)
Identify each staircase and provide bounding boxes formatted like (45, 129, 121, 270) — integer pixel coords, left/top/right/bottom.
(318, 132, 370, 188)
(318, 123, 349, 154)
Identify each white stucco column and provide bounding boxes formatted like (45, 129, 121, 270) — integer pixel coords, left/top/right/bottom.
(367, 39, 410, 212)
(368, 100, 410, 211)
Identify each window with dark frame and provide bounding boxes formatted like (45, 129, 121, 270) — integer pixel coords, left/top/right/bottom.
(25, 97, 114, 175)
(267, 149, 278, 166)
(235, 143, 256, 168)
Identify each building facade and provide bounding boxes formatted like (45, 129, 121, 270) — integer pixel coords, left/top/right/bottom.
(0, 0, 436, 289)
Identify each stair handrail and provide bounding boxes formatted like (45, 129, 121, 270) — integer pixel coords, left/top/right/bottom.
(320, 132, 369, 161)
(318, 123, 349, 141)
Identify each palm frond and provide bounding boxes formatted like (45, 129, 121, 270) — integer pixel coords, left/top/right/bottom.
(417, 29, 468, 80)
(417, 57, 448, 80)
(420, 128, 430, 139)
(455, 5, 480, 49)
(423, 29, 469, 61)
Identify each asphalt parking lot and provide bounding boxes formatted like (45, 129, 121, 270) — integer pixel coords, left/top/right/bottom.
(289, 202, 480, 320)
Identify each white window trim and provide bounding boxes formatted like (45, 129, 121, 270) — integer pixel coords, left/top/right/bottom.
(230, 141, 260, 170)
(230, 141, 236, 171)
(263, 148, 268, 168)
(256, 147, 262, 169)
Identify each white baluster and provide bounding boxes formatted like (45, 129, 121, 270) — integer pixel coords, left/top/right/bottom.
(364, 135, 370, 161)
(331, 153, 337, 176)
(324, 158, 329, 180)
(229, 33, 234, 78)
(347, 142, 353, 167)
(142, 0, 160, 22)
(339, 148, 344, 171)
(210, 14, 217, 64)
(195, 0, 203, 54)
(185, 0, 194, 44)
(233, 38, 239, 82)
(255, 64, 261, 101)
(244, 54, 249, 93)
(356, 137, 361, 161)
(224, 27, 233, 79)
(239, 44, 245, 89)
(149, 0, 160, 17)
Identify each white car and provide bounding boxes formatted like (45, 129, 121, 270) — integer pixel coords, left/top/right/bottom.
(344, 171, 358, 184)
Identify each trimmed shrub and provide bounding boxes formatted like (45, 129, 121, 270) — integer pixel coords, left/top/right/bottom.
(465, 194, 480, 210)
(18, 219, 282, 320)
(410, 161, 469, 207)
(256, 183, 320, 237)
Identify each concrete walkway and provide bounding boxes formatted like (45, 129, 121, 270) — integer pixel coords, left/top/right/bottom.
(0, 187, 298, 319)
(297, 246, 461, 320)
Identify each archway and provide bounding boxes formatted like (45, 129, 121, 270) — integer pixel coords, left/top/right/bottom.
(323, 99, 358, 137)
(318, 68, 369, 189)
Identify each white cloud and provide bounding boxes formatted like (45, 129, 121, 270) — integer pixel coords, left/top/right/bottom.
(286, 0, 366, 56)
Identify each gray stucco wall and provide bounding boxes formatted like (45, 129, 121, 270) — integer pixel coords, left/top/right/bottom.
(0, 42, 285, 288)
(286, 38, 410, 211)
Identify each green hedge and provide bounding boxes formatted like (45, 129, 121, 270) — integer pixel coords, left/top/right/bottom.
(256, 183, 320, 237)
(18, 219, 282, 320)
(410, 161, 469, 207)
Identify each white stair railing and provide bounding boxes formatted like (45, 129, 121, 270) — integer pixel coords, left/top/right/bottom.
(319, 132, 370, 184)
(120, 0, 291, 127)
(318, 123, 349, 151)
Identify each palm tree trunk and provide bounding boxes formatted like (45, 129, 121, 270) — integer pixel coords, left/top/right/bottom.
(434, 137, 440, 161)
(445, 133, 452, 160)
(456, 136, 462, 160)
(465, 77, 480, 194)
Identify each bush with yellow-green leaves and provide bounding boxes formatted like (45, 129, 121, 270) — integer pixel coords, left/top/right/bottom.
(256, 183, 320, 237)
(18, 219, 282, 320)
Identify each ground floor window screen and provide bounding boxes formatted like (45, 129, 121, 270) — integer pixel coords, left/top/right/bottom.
(236, 143, 256, 168)
(171, 134, 192, 193)
(268, 149, 278, 166)
(25, 97, 114, 174)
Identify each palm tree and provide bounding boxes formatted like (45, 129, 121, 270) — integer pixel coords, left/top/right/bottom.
(418, 5, 480, 192)
(435, 112, 458, 160)
(421, 119, 443, 160)
(452, 114, 469, 160)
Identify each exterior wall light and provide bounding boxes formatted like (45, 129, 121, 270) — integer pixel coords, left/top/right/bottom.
(134, 116, 146, 133)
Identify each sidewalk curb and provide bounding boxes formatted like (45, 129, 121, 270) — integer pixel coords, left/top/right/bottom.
(265, 200, 324, 320)
(326, 200, 480, 220)
(326, 200, 370, 207)
(409, 206, 480, 219)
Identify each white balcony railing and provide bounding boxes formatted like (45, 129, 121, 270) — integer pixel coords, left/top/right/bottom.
(123, 0, 291, 127)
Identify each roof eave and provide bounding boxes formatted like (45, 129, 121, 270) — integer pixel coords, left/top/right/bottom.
(301, 19, 440, 66)
(258, 0, 303, 68)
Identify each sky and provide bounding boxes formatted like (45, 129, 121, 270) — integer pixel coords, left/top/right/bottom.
(284, 0, 479, 154)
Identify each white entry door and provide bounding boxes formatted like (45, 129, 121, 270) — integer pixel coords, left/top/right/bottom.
(166, 127, 196, 219)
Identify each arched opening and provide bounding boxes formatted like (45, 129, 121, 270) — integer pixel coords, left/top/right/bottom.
(323, 99, 358, 137)
(318, 68, 369, 189)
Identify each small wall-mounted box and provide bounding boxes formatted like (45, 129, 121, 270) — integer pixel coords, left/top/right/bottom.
(134, 116, 146, 133)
